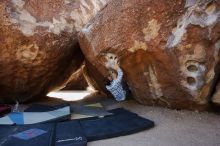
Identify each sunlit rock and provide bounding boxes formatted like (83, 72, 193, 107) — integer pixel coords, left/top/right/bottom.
(79, 0, 220, 110)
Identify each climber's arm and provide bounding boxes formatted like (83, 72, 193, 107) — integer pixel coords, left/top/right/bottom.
(116, 67, 123, 82)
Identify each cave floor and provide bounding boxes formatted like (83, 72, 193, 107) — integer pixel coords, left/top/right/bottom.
(31, 92, 220, 146)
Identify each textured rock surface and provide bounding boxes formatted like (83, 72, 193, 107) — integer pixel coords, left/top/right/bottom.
(212, 82, 220, 106)
(79, 0, 220, 110)
(62, 66, 88, 90)
(0, 0, 108, 102)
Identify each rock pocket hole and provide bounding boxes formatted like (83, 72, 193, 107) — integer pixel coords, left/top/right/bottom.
(187, 77, 196, 85)
(178, 24, 183, 28)
(187, 65, 198, 72)
(205, 2, 216, 14)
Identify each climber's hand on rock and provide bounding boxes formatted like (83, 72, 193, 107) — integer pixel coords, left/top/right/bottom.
(106, 62, 118, 70)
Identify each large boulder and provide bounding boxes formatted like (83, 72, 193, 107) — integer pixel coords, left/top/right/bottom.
(79, 0, 220, 110)
(210, 78, 220, 106)
(212, 82, 220, 107)
(0, 0, 108, 102)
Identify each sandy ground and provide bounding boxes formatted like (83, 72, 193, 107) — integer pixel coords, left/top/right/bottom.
(89, 100, 220, 146)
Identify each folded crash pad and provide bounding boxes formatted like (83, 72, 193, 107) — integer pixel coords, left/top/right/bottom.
(24, 104, 69, 112)
(71, 104, 112, 119)
(0, 106, 70, 125)
(24, 106, 154, 142)
(0, 123, 55, 146)
(25, 103, 112, 119)
(80, 108, 154, 141)
(56, 120, 87, 146)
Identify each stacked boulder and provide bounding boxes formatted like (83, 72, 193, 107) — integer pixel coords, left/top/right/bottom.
(79, 0, 220, 110)
(0, 0, 108, 102)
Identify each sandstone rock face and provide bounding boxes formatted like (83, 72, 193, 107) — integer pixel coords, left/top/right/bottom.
(79, 0, 220, 110)
(0, 0, 108, 102)
(62, 66, 88, 90)
(212, 82, 220, 106)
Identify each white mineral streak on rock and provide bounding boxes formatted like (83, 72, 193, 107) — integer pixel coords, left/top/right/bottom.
(80, 4, 90, 24)
(9, 0, 74, 36)
(76, 0, 109, 55)
(167, 0, 219, 48)
(80, 0, 109, 55)
(214, 40, 220, 61)
(71, 0, 108, 31)
(71, 10, 83, 31)
(73, 0, 109, 31)
(80, 0, 90, 10)
(9, 0, 37, 36)
(81, 21, 98, 55)
(11, 0, 24, 7)
(185, 0, 197, 8)
(147, 66, 163, 98)
(99, 0, 108, 5)
(8, 0, 109, 36)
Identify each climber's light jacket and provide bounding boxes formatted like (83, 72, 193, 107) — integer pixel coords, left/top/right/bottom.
(106, 68, 127, 101)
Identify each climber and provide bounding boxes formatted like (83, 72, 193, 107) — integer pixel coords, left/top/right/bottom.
(105, 63, 128, 101)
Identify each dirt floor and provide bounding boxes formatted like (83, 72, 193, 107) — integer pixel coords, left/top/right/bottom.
(90, 100, 220, 146)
